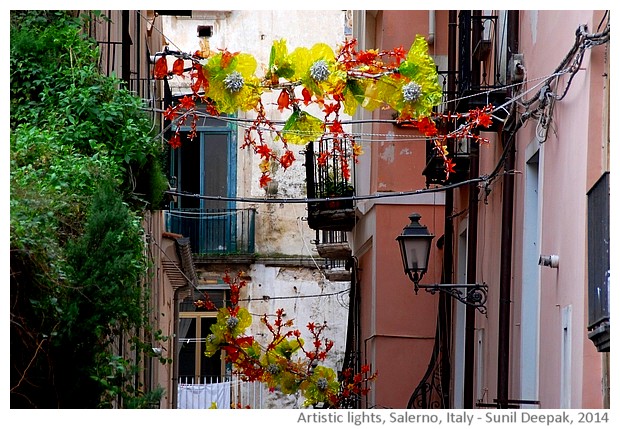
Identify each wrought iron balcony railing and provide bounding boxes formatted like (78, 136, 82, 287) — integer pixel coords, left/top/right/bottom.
(305, 138, 358, 231)
(165, 208, 256, 255)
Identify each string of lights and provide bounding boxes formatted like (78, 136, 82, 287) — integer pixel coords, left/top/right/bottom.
(146, 14, 608, 210)
(143, 68, 570, 145)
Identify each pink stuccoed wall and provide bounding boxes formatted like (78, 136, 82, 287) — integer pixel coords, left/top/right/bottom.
(354, 10, 449, 408)
(473, 10, 606, 408)
(358, 203, 445, 409)
(356, 9, 607, 409)
(514, 10, 604, 409)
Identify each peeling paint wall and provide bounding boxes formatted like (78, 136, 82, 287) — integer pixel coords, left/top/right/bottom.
(161, 10, 353, 408)
(162, 10, 351, 257)
(237, 264, 350, 408)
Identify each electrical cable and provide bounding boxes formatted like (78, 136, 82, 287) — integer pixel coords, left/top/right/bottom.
(294, 204, 327, 280)
(164, 174, 506, 205)
(238, 288, 351, 303)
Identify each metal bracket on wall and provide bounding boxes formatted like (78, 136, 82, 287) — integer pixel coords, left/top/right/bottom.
(415, 283, 488, 314)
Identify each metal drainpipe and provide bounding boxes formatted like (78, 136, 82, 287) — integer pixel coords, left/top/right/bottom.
(121, 11, 131, 87)
(497, 10, 519, 409)
(171, 288, 180, 408)
(427, 11, 435, 45)
(440, 9, 458, 409)
(463, 10, 483, 410)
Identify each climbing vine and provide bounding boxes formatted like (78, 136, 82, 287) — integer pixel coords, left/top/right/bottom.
(10, 10, 169, 408)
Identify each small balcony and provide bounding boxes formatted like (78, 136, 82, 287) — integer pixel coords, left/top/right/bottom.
(305, 138, 358, 231)
(165, 208, 256, 255)
(314, 230, 352, 281)
(177, 375, 266, 409)
(422, 137, 471, 187)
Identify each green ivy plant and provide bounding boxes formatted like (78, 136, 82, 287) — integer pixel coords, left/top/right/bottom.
(10, 10, 169, 408)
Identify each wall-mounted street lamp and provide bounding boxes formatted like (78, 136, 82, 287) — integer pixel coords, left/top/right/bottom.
(396, 213, 488, 313)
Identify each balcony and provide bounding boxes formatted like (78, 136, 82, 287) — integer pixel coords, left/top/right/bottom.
(314, 230, 352, 281)
(305, 138, 358, 231)
(587, 172, 610, 352)
(165, 208, 256, 255)
(177, 375, 266, 409)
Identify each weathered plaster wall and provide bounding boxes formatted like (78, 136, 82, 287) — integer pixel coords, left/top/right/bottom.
(161, 10, 354, 408)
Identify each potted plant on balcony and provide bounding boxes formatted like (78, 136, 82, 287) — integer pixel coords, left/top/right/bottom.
(322, 174, 354, 210)
(307, 170, 357, 231)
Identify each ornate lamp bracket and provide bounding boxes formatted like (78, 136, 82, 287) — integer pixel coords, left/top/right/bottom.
(416, 283, 488, 314)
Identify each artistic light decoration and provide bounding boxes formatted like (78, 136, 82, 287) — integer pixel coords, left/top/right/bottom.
(155, 36, 494, 189)
(396, 213, 488, 313)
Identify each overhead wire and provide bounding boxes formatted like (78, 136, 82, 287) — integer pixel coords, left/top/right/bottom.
(238, 288, 351, 303)
(150, 17, 609, 211)
(145, 69, 568, 144)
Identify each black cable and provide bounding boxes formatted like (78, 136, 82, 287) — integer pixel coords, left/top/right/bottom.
(165, 174, 498, 205)
(596, 11, 609, 33)
(237, 288, 350, 302)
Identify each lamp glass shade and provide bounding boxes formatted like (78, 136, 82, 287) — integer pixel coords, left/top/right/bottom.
(396, 213, 434, 278)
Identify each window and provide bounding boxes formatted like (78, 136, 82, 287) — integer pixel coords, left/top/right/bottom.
(170, 114, 236, 211)
(167, 112, 248, 254)
(520, 150, 541, 402)
(586, 172, 610, 352)
(178, 289, 229, 383)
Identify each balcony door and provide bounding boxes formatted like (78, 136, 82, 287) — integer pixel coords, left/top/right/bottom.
(170, 115, 237, 253)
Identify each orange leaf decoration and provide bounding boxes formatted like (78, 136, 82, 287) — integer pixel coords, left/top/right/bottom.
(277, 89, 290, 112)
(356, 49, 378, 65)
(190, 63, 209, 94)
(220, 50, 239, 69)
(179, 95, 196, 110)
(163, 106, 178, 121)
(446, 159, 457, 174)
(317, 151, 330, 166)
(153, 56, 168, 79)
(417, 117, 438, 136)
(168, 134, 181, 149)
(259, 173, 272, 188)
(301, 87, 313, 105)
(256, 144, 272, 159)
(329, 119, 344, 134)
(322, 102, 340, 116)
(279, 150, 295, 169)
(477, 112, 493, 128)
(172, 58, 185, 76)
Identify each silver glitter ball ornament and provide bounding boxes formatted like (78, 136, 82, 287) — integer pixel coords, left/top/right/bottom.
(316, 377, 328, 390)
(226, 316, 239, 329)
(224, 71, 244, 92)
(403, 81, 422, 102)
(310, 60, 330, 82)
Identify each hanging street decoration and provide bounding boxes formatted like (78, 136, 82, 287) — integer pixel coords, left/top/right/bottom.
(195, 271, 378, 408)
(157, 36, 494, 188)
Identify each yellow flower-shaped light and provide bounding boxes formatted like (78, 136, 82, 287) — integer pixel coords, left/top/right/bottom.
(204, 51, 263, 114)
(265, 39, 296, 85)
(280, 109, 324, 145)
(216, 307, 252, 339)
(342, 74, 392, 116)
(260, 342, 304, 393)
(290, 43, 347, 99)
(300, 365, 340, 407)
(341, 78, 366, 115)
(392, 35, 443, 119)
